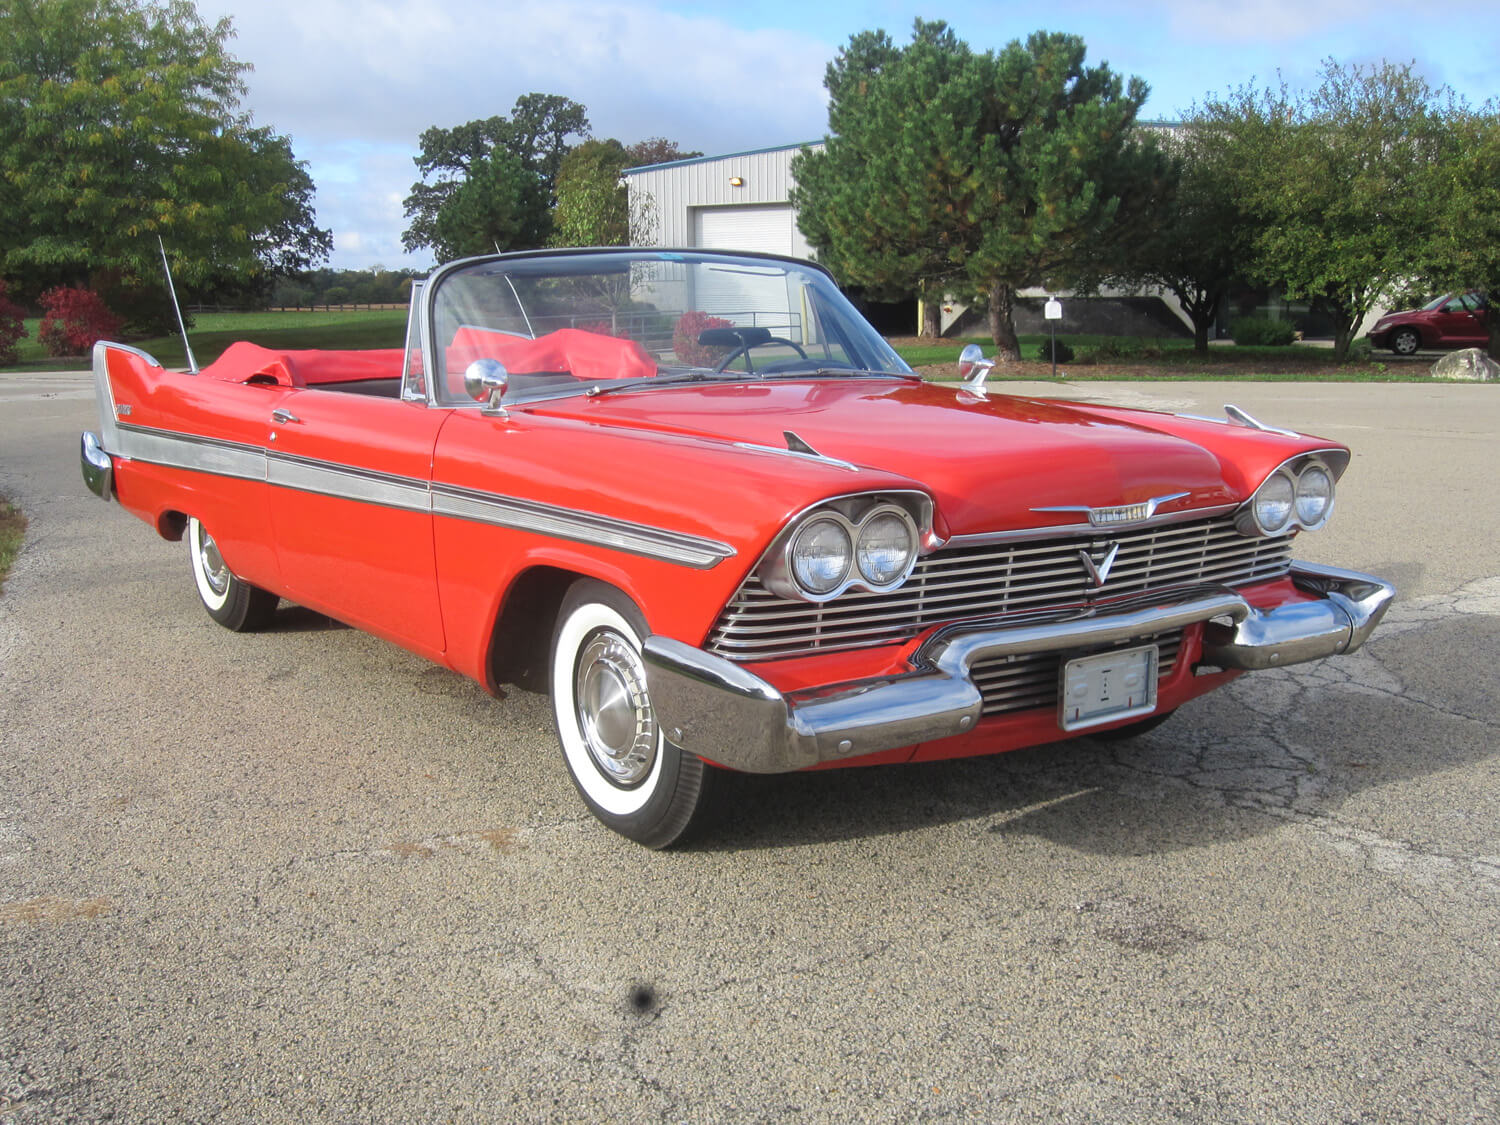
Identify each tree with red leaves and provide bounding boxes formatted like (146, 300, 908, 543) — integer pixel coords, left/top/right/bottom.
(38, 287, 122, 357)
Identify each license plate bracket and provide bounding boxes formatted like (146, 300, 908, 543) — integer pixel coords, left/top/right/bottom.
(1058, 644, 1159, 731)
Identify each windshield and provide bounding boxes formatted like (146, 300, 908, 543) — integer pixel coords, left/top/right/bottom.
(425, 250, 912, 405)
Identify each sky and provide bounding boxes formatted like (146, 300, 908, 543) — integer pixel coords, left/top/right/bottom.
(191, 0, 1499, 273)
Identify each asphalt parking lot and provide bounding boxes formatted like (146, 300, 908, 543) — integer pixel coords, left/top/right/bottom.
(2, 371, 1497, 1122)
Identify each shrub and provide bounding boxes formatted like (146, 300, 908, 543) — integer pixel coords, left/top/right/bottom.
(1033, 338, 1075, 364)
(1091, 337, 1145, 361)
(672, 310, 733, 367)
(0, 281, 28, 365)
(37, 287, 123, 356)
(1229, 316, 1297, 347)
(1345, 337, 1374, 364)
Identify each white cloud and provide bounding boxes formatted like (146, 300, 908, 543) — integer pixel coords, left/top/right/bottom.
(190, 0, 834, 269)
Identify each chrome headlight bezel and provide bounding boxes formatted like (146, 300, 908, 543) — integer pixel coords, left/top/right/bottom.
(760, 493, 930, 603)
(1236, 451, 1344, 538)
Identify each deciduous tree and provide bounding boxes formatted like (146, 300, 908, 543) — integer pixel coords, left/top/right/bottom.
(1431, 107, 1500, 358)
(1107, 127, 1253, 354)
(402, 94, 589, 260)
(0, 0, 330, 306)
(1200, 61, 1458, 360)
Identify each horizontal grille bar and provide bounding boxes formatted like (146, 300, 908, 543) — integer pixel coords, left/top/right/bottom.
(707, 514, 1291, 660)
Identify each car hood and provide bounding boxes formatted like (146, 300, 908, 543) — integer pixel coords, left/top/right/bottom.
(523, 378, 1315, 536)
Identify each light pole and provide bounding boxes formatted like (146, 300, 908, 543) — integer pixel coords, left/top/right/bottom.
(1044, 297, 1063, 378)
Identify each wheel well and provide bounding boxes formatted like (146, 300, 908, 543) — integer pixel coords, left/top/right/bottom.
(486, 566, 581, 694)
(157, 510, 187, 541)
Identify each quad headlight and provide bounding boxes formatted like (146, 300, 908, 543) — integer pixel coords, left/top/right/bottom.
(1240, 456, 1338, 537)
(767, 498, 925, 602)
(790, 517, 853, 594)
(1293, 462, 1334, 529)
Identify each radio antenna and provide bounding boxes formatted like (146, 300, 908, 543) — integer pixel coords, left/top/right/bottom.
(157, 236, 199, 373)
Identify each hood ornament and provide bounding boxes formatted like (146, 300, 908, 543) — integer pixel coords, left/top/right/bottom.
(1033, 491, 1190, 528)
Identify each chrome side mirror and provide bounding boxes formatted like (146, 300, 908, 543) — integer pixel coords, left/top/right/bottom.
(957, 343, 995, 390)
(463, 358, 510, 415)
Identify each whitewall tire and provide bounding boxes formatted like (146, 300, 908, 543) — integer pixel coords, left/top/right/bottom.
(187, 517, 277, 632)
(550, 579, 715, 848)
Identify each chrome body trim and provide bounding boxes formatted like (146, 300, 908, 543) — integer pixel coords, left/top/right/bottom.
(645, 561, 1395, 774)
(1031, 491, 1190, 527)
(944, 502, 1241, 547)
(91, 418, 734, 569)
(80, 430, 113, 500)
(730, 440, 860, 472)
(1224, 404, 1298, 437)
(430, 483, 734, 568)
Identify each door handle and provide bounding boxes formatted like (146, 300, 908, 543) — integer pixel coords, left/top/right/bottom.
(271, 408, 302, 425)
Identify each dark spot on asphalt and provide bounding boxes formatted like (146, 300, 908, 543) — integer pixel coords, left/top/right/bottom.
(628, 983, 657, 1014)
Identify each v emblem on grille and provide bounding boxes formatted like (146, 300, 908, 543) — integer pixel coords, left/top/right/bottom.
(1078, 542, 1121, 588)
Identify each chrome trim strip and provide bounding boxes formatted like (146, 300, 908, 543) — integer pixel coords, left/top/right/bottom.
(267, 453, 431, 513)
(115, 423, 267, 481)
(944, 502, 1240, 547)
(95, 420, 734, 569)
(1031, 491, 1191, 527)
(430, 483, 734, 569)
(730, 440, 860, 472)
(1224, 404, 1299, 437)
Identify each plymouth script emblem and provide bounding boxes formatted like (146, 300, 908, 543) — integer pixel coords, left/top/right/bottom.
(1078, 542, 1121, 587)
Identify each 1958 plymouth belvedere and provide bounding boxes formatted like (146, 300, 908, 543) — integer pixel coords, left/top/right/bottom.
(81, 248, 1395, 847)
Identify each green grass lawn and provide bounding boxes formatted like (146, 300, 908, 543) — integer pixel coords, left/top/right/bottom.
(0, 309, 1449, 382)
(892, 335, 1422, 382)
(0, 495, 25, 595)
(4, 309, 407, 370)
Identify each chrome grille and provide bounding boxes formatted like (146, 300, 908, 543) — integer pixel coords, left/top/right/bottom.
(707, 514, 1293, 661)
(972, 630, 1183, 716)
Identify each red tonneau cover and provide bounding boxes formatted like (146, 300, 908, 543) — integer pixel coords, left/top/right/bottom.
(446, 327, 657, 383)
(200, 342, 406, 387)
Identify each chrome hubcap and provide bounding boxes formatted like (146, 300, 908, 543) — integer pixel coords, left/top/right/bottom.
(197, 528, 230, 596)
(574, 629, 657, 787)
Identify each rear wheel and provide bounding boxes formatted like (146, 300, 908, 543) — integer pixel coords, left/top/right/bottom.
(550, 579, 715, 848)
(187, 517, 278, 631)
(1389, 327, 1421, 356)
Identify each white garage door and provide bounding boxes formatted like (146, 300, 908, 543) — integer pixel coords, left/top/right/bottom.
(693, 204, 796, 256)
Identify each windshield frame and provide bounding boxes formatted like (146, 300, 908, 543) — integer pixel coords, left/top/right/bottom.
(411, 248, 915, 409)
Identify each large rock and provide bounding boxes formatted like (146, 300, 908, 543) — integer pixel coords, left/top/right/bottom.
(1429, 348, 1500, 381)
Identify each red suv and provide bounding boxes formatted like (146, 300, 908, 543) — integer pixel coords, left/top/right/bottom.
(1367, 292, 1488, 356)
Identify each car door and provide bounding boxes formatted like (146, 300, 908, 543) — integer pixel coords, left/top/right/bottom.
(1433, 294, 1487, 347)
(264, 388, 449, 659)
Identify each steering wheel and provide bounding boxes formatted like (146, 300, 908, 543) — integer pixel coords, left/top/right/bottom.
(713, 336, 810, 375)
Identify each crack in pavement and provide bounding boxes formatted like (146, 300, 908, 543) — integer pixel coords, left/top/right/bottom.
(1105, 576, 1500, 898)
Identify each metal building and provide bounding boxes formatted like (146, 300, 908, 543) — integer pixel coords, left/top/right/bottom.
(623, 142, 822, 257)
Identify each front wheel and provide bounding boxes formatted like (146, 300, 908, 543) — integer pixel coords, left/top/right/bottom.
(1389, 327, 1421, 356)
(187, 517, 278, 631)
(550, 579, 715, 848)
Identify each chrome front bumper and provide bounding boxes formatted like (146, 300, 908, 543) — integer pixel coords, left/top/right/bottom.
(642, 562, 1395, 774)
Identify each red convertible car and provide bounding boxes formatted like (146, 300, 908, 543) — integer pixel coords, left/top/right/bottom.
(81, 248, 1394, 847)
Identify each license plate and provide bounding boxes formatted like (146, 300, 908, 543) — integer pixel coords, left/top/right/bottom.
(1058, 644, 1159, 731)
